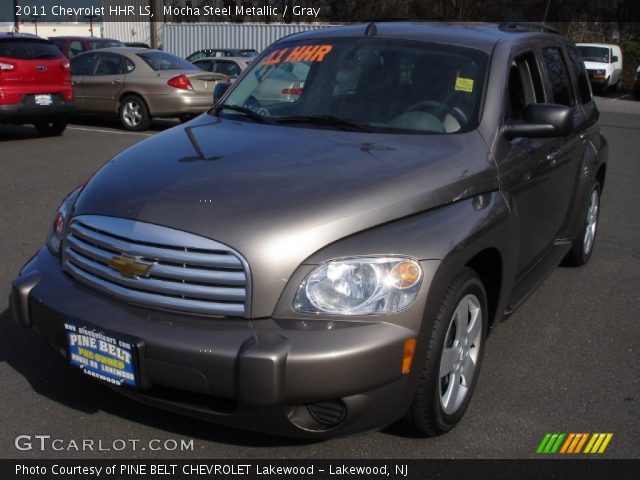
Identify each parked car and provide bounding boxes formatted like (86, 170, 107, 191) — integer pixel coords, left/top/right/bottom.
(125, 42, 151, 49)
(12, 22, 607, 438)
(69, 48, 227, 130)
(49, 36, 125, 59)
(186, 48, 258, 62)
(577, 43, 623, 94)
(634, 64, 640, 100)
(0, 33, 74, 135)
(192, 56, 252, 80)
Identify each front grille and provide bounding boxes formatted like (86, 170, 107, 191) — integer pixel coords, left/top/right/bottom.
(62, 215, 250, 317)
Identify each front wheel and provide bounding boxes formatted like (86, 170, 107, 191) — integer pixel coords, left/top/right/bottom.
(564, 183, 601, 266)
(119, 95, 151, 131)
(34, 118, 68, 136)
(403, 268, 488, 436)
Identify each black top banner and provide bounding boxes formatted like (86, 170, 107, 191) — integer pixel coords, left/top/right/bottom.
(2, 0, 640, 24)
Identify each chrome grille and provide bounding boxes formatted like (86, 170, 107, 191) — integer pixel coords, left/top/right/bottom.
(62, 215, 250, 317)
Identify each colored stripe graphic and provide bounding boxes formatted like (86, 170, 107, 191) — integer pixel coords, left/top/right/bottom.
(537, 433, 565, 454)
(584, 433, 613, 454)
(538, 433, 613, 454)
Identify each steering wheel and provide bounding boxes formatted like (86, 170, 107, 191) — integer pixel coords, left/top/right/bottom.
(243, 95, 270, 117)
(408, 100, 467, 129)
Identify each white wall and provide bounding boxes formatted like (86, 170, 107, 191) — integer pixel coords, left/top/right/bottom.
(13, 23, 102, 38)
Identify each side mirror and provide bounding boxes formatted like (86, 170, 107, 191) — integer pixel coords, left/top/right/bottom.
(612, 55, 619, 63)
(504, 103, 573, 139)
(213, 81, 231, 105)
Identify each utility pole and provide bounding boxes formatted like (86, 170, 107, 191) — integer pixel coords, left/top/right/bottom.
(149, 0, 158, 49)
(13, 0, 19, 32)
(85, 14, 98, 36)
(31, 13, 39, 36)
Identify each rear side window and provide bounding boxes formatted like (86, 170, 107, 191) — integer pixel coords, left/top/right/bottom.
(542, 47, 574, 107)
(214, 61, 241, 77)
(137, 52, 197, 71)
(0, 40, 63, 60)
(567, 46, 592, 104)
(70, 53, 97, 75)
(93, 53, 125, 75)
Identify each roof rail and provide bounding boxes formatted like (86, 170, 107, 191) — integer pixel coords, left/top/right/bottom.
(499, 22, 559, 34)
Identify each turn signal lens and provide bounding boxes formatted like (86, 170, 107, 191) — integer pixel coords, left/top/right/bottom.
(389, 261, 421, 289)
(0, 62, 15, 71)
(402, 338, 417, 375)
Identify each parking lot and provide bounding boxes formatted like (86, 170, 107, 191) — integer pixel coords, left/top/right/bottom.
(0, 96, 638, 459)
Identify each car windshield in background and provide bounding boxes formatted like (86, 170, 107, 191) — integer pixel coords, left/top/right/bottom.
(577, 46, 610, 62)
(0, 39, 63, 60)
(88, 40, 124, 50)
(221, 38, 486, 134)
(237, 50, 258, 57)
(137, 51, 198, 71)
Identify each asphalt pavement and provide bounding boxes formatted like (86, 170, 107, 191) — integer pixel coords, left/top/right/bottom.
(0, 99, 638, 459)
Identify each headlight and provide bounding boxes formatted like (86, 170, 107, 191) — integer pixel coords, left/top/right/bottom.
(293, 257, 423, 315)
(46, 186, 82, 255)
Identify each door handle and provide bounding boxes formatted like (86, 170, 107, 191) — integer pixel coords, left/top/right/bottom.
(546, 149, 561, 166)
(111, 80, 121, 85)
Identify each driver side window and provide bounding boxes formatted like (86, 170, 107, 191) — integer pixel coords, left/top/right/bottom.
(507, 52, 545, 121)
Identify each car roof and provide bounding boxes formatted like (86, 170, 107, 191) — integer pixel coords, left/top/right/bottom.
(193, 56, 252, 63)
(576, 43, 619, 49)
(0, 32, 48, 40)
(49, 36, 121, 41)
(279, 22, 565, 54)
(76, 47, 157, 55)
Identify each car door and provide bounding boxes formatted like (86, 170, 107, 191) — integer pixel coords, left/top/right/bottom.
(70, 51, 98, 110)
(82, 52, 126, 112)
(496, 50, 576, 275)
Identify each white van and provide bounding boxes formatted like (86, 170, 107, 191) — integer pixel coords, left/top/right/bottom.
(577, 43, 623, 94)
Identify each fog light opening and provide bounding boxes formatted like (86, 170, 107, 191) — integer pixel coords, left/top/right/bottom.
(288, 400, 347, 432)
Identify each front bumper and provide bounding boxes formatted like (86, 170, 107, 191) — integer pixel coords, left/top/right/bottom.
(11, 248, 422, 438)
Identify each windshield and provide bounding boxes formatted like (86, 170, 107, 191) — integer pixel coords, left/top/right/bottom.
(138, 51, 198, 71)
(577, 46, 610, 63)
(220, 38, 487, 134)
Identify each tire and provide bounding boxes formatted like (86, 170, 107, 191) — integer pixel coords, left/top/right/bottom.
(34, 118, 68, 136)
(403, 268, 488, 437)
(119, 95, 151, 131)
(564, 182, 601, 267)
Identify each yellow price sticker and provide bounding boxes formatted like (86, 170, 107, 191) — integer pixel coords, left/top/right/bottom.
(455, 76, 474, 93)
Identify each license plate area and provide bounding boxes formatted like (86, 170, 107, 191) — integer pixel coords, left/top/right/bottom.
(64, 322, 140, 389)
(34, 94, 52, 106)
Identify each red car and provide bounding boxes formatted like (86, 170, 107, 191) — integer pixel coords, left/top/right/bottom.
(49, 36, 124, 59)
(0, 33, 74, 136)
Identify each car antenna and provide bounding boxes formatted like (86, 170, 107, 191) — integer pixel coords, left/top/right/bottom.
(365, 22, 377, 37)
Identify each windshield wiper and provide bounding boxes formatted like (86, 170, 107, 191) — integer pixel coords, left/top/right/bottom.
(275, 115, 371, 132)
(214, 104, 271, 123)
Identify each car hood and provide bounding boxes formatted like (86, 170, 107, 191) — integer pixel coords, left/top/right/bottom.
(74, 114, 496, 317)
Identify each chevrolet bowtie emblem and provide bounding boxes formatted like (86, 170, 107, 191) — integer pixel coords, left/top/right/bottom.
(108, 256, 153, 278)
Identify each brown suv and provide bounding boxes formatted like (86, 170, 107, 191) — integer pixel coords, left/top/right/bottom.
(11, 22, 607, 438)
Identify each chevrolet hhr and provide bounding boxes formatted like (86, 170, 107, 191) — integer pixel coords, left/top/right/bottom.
(11, 23, 607, 438)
